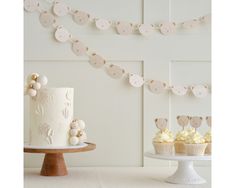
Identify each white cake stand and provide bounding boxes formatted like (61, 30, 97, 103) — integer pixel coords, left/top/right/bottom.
(145, 151, 211, 184)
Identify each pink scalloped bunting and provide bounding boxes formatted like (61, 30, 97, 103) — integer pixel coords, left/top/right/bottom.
(107, 64, 125, 79)
(129, 74, 144, 87)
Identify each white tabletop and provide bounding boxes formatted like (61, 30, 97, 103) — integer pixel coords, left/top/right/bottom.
(24, 167, 211, 188)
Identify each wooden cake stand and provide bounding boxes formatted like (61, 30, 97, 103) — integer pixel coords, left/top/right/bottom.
(24, 142, 96, 176)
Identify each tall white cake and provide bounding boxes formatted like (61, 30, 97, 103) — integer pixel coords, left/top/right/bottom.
(29, 88, 74, 146)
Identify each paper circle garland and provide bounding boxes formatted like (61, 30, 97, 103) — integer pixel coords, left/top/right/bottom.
(54, 26, 70, 42)
(73, 11, 90, 25)
(201, 14, 211, 23)
(107, 64, 125, 79)
(116, 21, 133, 35)
(53, 1, 69, 17)
(155, 118, 168, 131)
(148, 80, 167, 94)
(95, 19, 111, 30)
(191, 85, 209, 98)
(89, 53, 105, 68)
(129, 74, 144, 88)
(171, 85, 188, 96)
(182, 19, 199, 29)
(72, 40, 88, 56)
(159, 22, 176, 35)
(39, 11, 55, 27)
(190, 116, 203, 129)
(139, 24, 154, 36)
(24, 0, 39, 12)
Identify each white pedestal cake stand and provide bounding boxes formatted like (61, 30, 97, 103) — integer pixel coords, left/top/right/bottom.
(145, 151, 211, 184)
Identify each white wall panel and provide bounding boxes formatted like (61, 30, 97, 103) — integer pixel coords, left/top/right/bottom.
(24, 0, 211, 167)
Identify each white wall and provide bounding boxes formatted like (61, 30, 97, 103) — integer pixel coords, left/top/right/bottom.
(24, 0, 211, 167)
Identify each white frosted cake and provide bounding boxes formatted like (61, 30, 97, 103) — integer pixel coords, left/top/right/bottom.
(29, 88, 74, 146)
(25, 73, 87, 147)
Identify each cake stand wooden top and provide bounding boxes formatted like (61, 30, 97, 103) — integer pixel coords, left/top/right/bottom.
(24, 142, 96, 154)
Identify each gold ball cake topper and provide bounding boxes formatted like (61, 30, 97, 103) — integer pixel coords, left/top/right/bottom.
(190, 116, 203, 130)
(25, 73, 48, 97)
(177, 115, 189, 130)
(206, 116, 212, 128)
(155, 118, 168, 132)
(69, 118, 87, 146)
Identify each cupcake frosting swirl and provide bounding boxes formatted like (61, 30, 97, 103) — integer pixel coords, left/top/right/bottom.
(153, 128, 174, 143)
(175, 130, 189, 141)
(185, 131, 205, 144)
(204, 130, 211, 143)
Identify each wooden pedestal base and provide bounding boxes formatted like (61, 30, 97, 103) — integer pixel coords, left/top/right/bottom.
(24, 142, 96, 176)
(40, 153, 68, 176)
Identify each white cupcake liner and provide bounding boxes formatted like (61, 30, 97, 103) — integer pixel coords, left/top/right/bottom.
(174, 141, 186, 153)
(184, 143, 208, 156)
(205, 143, 211, 154)
(153, 142, 174, 155)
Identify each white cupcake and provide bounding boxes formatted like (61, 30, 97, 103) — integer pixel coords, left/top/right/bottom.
(204, 130, 211, 154)
(174, 130, 188, 153)
(152, 128, 174, 155)
(185, 131, 207, 156)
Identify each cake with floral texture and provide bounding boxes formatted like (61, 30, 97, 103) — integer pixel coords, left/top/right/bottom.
(25, 73, 87, 147)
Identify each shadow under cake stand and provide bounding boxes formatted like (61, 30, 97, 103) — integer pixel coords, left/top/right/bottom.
(145, 151, 211, 184)
(24, 142, 96, 176)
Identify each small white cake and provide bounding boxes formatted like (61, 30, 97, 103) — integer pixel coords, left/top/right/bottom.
(29, 88, 74, 146)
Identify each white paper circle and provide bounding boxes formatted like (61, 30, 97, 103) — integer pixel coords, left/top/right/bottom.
(139, 24, 154, 36)
(159, 22, 176, 35)
(72, 40, 87, 56)
(39, 11, 55, 27)
(129, 74, 144, 87)
(148, 80, 167, 94)
(171, 85, 188, 96)
(116, 22, 133, 35)
(182, 19, 199, 29)
(53, 2, 68, 16)
(191, 85, 209, 98)
(107, 65, 125, 79)
(24, 0, 39, 12)
(55, 27, 70, 42)
(89, 53, 105, 68)
(73, 11, 90, 25)
(95, 19, 111, 30)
